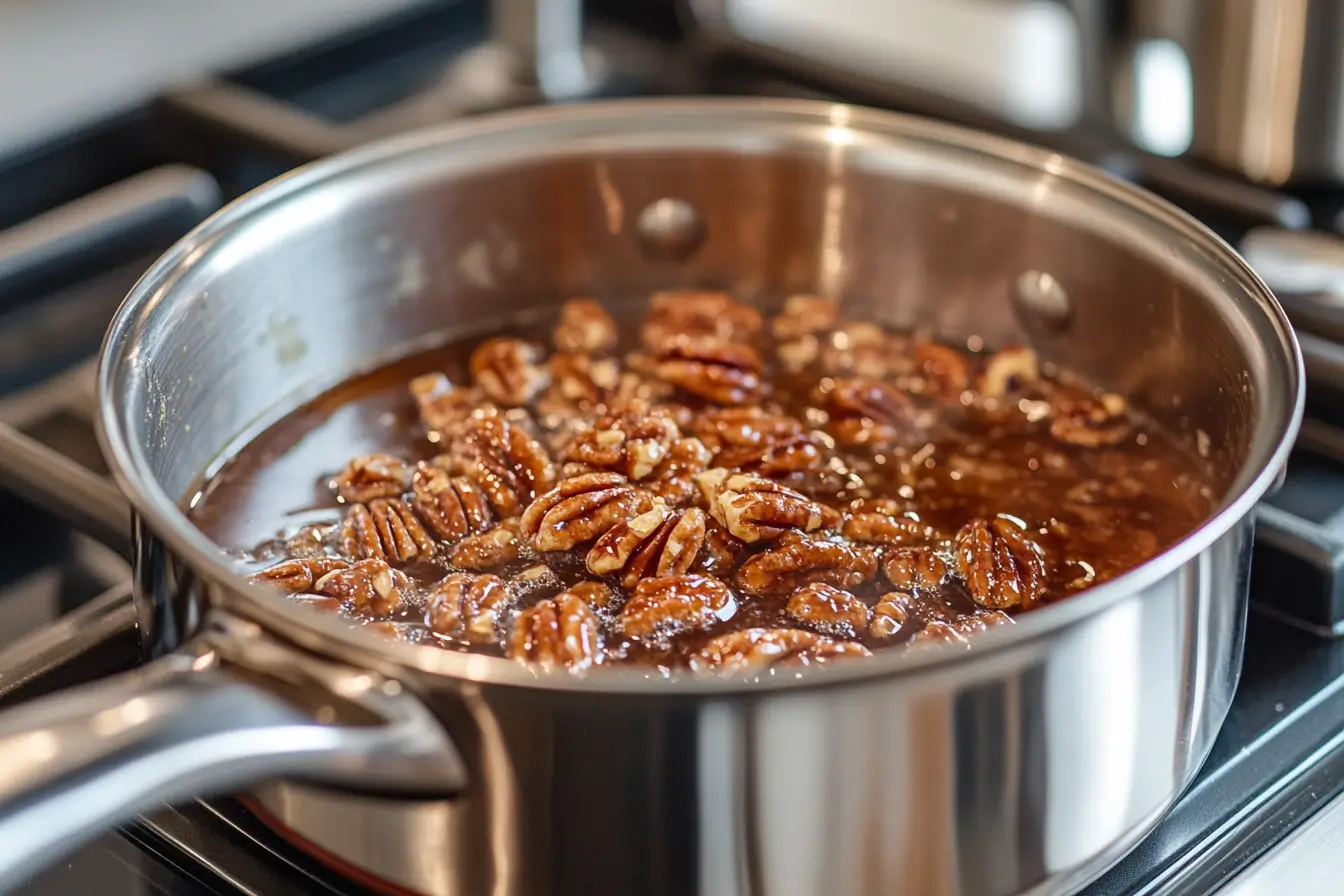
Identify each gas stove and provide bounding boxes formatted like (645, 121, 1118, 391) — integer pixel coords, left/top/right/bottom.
(0, 2, 1342, 894)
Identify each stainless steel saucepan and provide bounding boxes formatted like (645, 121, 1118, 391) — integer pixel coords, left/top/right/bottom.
(0, 98, 1303, 896)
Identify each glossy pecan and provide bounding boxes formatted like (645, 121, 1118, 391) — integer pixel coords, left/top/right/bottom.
(339, 498, 435, 565)
(449, 520, 522, 570)
(426, 573, 512, 643)
(882, 547, 948, 591)
(641, 290, 763, 351)
(691, 408, 806, 453)
(506, 563, 565, 605)
(842, 510, 936, 547)
(955, 516, 1047, 609)
(565, 579, 622, 616)
(1050, 393, 1131, 447)
(644, 437, 714, 506)
(771, 294, 838, 341)
(817, 377, 917, 448)
(979, 346, 1040, 399)
(561, 406, 681, 480)
(698, 469, 841, 543)
(737, 533, 879, 597)
(470, 337, 550, 406)
(716, 432, 828, 477)
(520, 472, 652, 552)
(914, 340, 972, 399)
(450, 410, 557, 518)
(588, 505, 707, 588)
(411, 462, 494, 542)
(553, 297, 618, 354)
(409, 373, 486, 439)
(819, 323, 893, 378)
(869, 591, 913, 639)
(314, 559, 407, 616)
(254, 557, 349, 593)
(507, 590, 603, 672)
(695, 521, 750, 578)
(688, 628, 870, 674)
(538, 352, 622, 416)
(332, 453, 412, 504)
(655, 337, 767, 406)
(618, 574, 737, 640)
(785, 583, 870, 638)
(908, 610, 1013, 648)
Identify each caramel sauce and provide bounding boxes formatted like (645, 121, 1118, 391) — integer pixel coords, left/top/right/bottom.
(189, 297, 1212, 672)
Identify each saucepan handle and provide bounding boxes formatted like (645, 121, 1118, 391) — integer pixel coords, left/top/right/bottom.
(0, 613, 468, 893)
(0, 423, 132, 558)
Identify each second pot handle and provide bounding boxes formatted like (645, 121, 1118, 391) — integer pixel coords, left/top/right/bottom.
(0, 423, 132, 558)
(0, 613, 467, 893)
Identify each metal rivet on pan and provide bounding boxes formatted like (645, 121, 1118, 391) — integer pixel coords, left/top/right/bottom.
(1012, 270, 1072, 333)
(637, 198, 706, 262)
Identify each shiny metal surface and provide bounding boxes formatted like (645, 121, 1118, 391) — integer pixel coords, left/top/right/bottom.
(0, 99, 1303, 895)
(1120, 0, 1344, 184)
(0, 612, 465, 893)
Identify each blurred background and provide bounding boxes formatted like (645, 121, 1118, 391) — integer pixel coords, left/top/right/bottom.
(3, 2, 1344, 894)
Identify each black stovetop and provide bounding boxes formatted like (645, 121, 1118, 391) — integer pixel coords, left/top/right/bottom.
(2, 2, 1344, 894)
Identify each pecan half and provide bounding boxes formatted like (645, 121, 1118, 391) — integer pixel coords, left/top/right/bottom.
(409, 373, 485, 439)
(254, 557, 349, 592)
(339, 498, 435, 565)
(737, 533, 879, 597)
(411, 462, 494, 542)
(561, 407, 681, 480)
(645, 437, 713, 506)
(314, 559, 407, 615)
(692, 408, 805, 453)
(716, 432, 827, 476)
(619, 574, 737, 640)
(698, 469, 841, 543)
(539, 352, 622, 416)
(642, 290, 763, 351)
(870, 591, 912, 638)
(979, 346, 1040, 399)
(785, 583, 870, 638)
(818, 377, 917, 448)
(470, 337, 550, 406)
(1050, 393, 1131, 447)
(508, 590, 603, 672)
(819, 323, 894, 379)
(566, 580, 622, 616)
(507, 563, 565, 605)
(426, 573, 512, 643)
(449, 520, 522, 570)
(771, 294, 838, 341)
(553, 298, 618, 354)
(882, 547, 948, 590)
(914, 340, 972, 399)
(332, 453, 412, 504)
(688, 628, 870, 674)
(908, 609, 1013, 648)
(955, 516, 1047, 609)
(655, 337, 767, 406)
(588, 505, 707, 587)
(842, 510, 936, 547)
(451, 410, 557, 518)
(520, 472, 652, 552)
(696, 521, 750, 577)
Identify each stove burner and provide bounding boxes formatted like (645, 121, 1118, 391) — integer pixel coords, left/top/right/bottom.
(0, 2, 1342, 893)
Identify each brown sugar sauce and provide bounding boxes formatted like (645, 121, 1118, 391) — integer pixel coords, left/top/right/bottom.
(189, 293, 1213, 675)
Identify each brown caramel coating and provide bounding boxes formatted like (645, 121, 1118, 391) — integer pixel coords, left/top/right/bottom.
(192, 289, 1210, 673)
